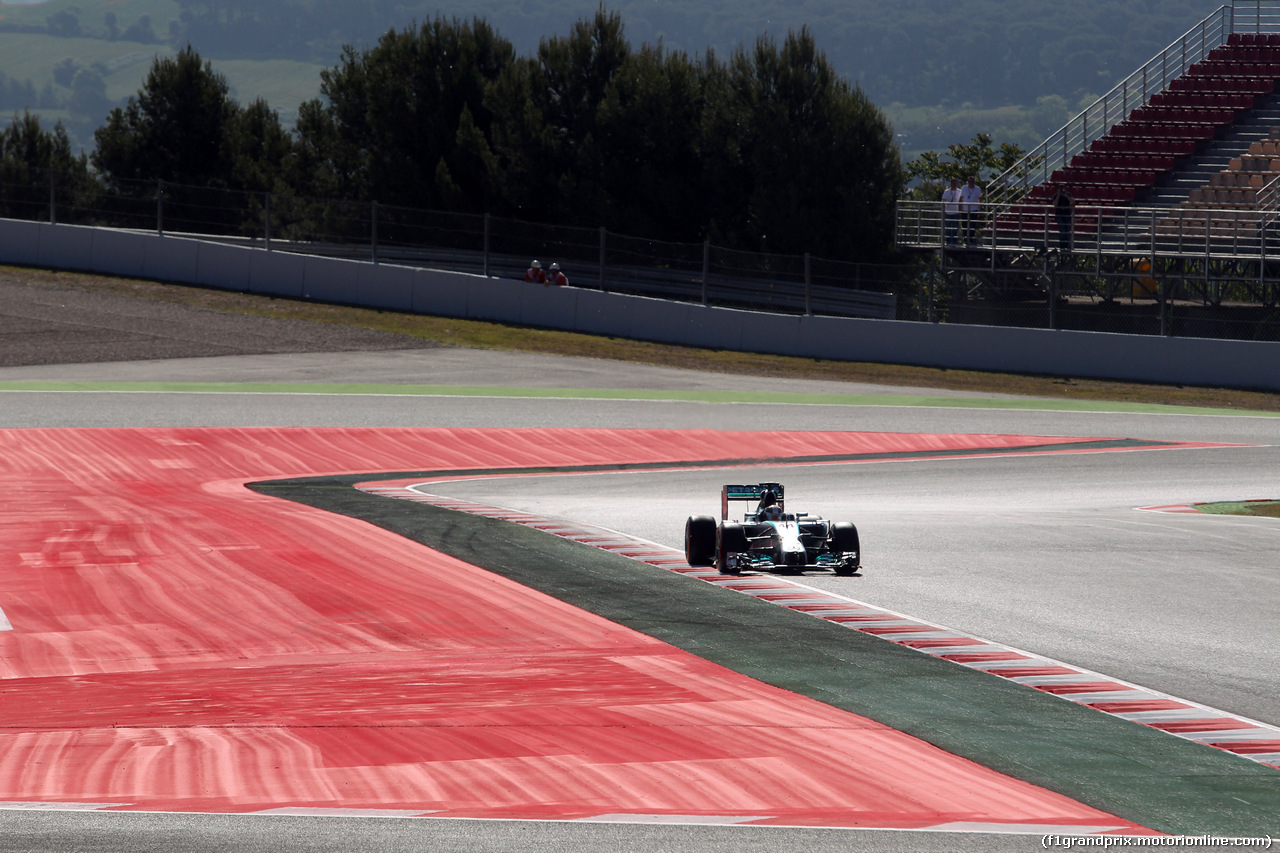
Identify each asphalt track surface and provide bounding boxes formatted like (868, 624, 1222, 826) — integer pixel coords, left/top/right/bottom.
(1, 322, 1279, 849)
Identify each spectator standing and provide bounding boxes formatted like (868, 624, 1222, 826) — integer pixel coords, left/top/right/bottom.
(941, 178, 962, 245)
(524, 260, 546, 283)
(1052, 185, 1074, 251)
(545, 262, 568, 287)
(959, 175, 983, 244)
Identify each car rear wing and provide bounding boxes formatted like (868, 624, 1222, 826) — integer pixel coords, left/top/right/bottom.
(722, 483, 784, 520)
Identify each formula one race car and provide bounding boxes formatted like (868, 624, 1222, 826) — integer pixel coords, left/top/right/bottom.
(684, 483, 861, 576)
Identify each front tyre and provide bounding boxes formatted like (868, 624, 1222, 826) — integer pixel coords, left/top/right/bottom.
(716, 522, 748, 575)
(684, 515, 717, 566)
(830, 521, 860, 575)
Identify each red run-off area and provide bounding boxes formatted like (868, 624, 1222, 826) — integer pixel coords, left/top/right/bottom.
(0, 427, 1164, 831)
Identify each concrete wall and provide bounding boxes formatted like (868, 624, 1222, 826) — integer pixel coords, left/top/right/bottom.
(5, 218, 1277, 392)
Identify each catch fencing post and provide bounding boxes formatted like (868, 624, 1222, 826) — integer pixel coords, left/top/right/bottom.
(264, 192, 271, 250)
(371, 201, 379, 264)
(483, 212, 490, 277)
(157, 179, 164, 236)
(928, 254, 937, 322)
(1048, 263, 1058, 330)
(1160, 277, 1171, 337)
(599, 227, 607, 292)
(701, 241, 710, 305)
(804, 253, 812, 316)
(49, 169, 56, 225)
(1261, 216, 1268, 296)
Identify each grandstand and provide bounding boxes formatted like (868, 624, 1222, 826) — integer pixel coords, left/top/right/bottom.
(895, 1, 1280, 340)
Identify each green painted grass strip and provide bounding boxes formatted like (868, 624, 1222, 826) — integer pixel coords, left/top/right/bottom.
(1193, 500, 1280, 518)
(1, 380, 1276, 417)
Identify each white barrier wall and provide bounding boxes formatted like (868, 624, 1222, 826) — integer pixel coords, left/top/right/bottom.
(5, 218, 1278, 392)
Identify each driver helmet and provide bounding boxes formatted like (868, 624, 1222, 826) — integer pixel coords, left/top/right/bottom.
(758, 490, 783, 519)
(550, 262, 561, 271)
(530, 260, 541, 269)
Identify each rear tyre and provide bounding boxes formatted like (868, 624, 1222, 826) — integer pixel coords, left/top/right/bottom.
(716, 523, 748, 575)
(684, 515, 717, 566)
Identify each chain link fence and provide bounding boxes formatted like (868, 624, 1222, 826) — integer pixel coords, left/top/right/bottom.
(921, 278, 1280, 341)
(896, 199, 1280, 341)
(0, 169, 904, 321)
(13, 168, 1273, 341)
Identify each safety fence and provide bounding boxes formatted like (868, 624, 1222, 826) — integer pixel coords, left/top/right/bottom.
(9, 166, 1280, 341)
(0, 168, 901, 321)
(897, 198, 1280, 340)
(897, 198, 1280, 263)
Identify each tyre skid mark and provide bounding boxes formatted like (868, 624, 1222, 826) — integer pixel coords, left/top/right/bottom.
(360, 482, 1280, 772)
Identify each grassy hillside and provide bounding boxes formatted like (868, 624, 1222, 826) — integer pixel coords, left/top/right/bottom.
(0, 0, 175, 35)
(0, 33, 168, 102)
(0, 30, 323, 150)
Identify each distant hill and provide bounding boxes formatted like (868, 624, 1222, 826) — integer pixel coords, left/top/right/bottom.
(0, 0, 1227, 154)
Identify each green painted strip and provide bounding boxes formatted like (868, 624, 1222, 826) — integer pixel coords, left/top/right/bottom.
(1193, 500, 1280, 518)
(0, 380, 1276, 417)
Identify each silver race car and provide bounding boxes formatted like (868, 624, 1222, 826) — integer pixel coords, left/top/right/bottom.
(684, 483, 861, 576)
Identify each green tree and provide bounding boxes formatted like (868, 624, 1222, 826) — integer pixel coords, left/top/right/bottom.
(439, 104, 499, 212)
(0, 112, 98, 221)
(223, 98, 295, 193)
(728, 28, 902, 259)
(91, 47, 293, 237)
(293, 8, 905, 259)
(292, 16, 514, 209)
(52, 59, 79, 89)
(44, 9, 81, 38)
(484, 7, 630, 224)
(696, 53, 753, 247)
(0, 71, 38, 112)
(1031, 94, 1070, 137)
(68, 68, 111, 121)
(903, 133, 1026, 201)
(93, 46, 238, 188)
(120, 15, 158, 44)
(592, 44, 707, 239)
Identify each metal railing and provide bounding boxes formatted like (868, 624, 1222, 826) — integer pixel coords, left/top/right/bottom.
(897, 199, 1280, 264)
(896, 201, 1280, 340)
(1232, 0, 1280, 34)
(0, 169, 903, 321)
(1256, 170, 1280, 225)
